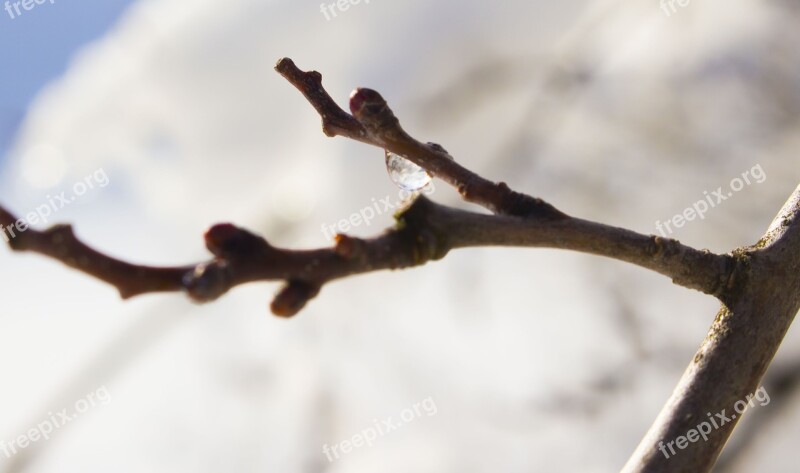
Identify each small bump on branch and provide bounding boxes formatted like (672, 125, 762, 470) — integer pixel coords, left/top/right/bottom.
(0, 58, 737, 316)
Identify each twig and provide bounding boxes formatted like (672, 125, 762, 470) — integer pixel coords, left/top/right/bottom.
(0, 58, 734, 316)
(275, 57, 564, 219)
(622, 184, 800, 472)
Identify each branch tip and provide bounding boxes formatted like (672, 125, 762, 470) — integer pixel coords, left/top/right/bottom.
(204, 223, 272, 260)
(271, 280, 321, 317)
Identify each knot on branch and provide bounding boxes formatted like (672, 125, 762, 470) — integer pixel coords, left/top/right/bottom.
(647, 235, 672, 258)
(183, 261, 233, 302)
(426, 142, 450, 156)
(349, 88, 401, 133)
(395, 196, 450, 264)
(496, 182, 567, 220)
(718, 248, 752, 304)
(271, 280, 321, 317)
(334, 234, 368, 261)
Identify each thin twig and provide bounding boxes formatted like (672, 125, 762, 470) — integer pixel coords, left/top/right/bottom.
(275, 57, 564, 219)
(0, 58, 735, 316)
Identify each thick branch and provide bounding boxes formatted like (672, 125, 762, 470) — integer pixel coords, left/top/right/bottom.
(623, 183, 800, 472)
(442, 210, 732, 297)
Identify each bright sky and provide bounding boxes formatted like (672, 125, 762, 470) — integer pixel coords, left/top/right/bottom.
(0, 0, 136, 163)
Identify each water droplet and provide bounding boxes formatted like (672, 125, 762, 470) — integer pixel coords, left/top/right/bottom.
(384, 150, 431, 191)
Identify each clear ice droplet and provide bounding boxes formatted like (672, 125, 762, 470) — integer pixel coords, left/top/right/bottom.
(384, 150, 431, 191)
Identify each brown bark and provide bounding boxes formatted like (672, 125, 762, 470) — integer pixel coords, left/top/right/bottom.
(2, 58, 798, 472)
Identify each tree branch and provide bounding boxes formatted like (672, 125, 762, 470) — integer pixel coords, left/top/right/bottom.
(275, 57, 563, 219)
(622, 183, 800, 472)
(1, 196, 731, 317)
(0, 57, 734, 317)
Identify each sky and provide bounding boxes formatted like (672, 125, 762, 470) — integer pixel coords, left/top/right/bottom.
(0, 0, 136, 162)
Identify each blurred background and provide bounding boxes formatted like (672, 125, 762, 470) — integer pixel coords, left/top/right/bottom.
(1, 0, 799, 471)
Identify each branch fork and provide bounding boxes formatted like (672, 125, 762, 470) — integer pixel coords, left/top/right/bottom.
(0, 58, 735, 316)
(4, 57, 799, 473)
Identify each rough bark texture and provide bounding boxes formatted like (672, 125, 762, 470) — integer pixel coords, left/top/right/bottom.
(623, 184, 800, 472)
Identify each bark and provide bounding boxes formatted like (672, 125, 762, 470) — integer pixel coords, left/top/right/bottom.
(623, 184, 800, 472)
(1, 58, 798, 472)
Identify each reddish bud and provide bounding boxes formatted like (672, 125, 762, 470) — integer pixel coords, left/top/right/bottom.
(271, 280, 321, 317)
(205, 224, 240, 255)
(349, 87, 384, 117)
